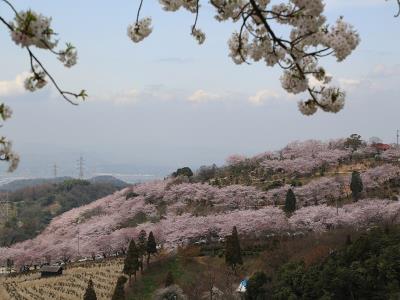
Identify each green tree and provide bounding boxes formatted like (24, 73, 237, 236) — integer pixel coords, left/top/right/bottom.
(345, 134, 363, 152)
(172, 167, 193, 178)
(123, 239, 139, 283)
(284, 189, 296, 214)
(350, 171, 363, 201)
(146, 231, 157, 266)
(111, 276, 127, 300)
(137, 229, 147, 273)
(272, 227, 400, 299)
(246, 272, 270, 300)
(225, 226, 242, 273)
(165, 271, 174, 287)
(83, 279, 97, 300)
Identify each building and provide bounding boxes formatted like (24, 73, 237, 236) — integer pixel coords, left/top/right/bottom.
(373, 143, 391, 152)
(40, 265, 63, 278)
(236, 279, 248, 293)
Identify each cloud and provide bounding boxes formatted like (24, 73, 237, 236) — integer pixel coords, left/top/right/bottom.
(248, 90, 280, 105)
(334, 64, 400, 93)
(155, 57, 195, 64)
(325, 0, 384, 9)
(91, 85, 184, 105)
(338, 78, 362, 89)
(0, 72, 29, 97)
(188, 89, 222, 103)
(370, 64, 400, 78)
(111, 89, 140, 105)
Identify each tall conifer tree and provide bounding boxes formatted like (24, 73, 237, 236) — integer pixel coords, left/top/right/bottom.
(284, 189, 297, 213)
(225, 226, 242, 273)
(123, 239, 139, 282)
(111, 276, 127, 300)
(83, 279, 97, 300)
(146, 231, 157, 266)
(137, 230, 147, 273)
(350, 171, 363, 201)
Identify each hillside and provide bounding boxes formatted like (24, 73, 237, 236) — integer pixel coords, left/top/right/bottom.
(0, 177, 73, 192)
(0, 178, 127, 247)
(0, 175, 127, 192)
(1, 137, 400, 268)
(2, 226, 399, 300)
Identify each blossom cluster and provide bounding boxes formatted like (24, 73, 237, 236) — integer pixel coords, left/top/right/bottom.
(260, 139, 351, 176)
(361, 164, 400, 189)
(0, 104, 19, 172)
(2, 194, 400, 264)
(7, 8, 79, 96)
(380, 147, 400, 161)
(10, 10, 56, 49)
(130, 0, 360, 115)
(127, 17, 153, 43)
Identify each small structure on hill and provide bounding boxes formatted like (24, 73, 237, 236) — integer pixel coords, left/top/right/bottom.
(373, 143, 391, 152)
(40, 265, 63, 278)
(236, 279, 248, 293)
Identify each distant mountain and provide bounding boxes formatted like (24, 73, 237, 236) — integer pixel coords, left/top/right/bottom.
(0, 175, 128, 192)
(0, 177, 73, 192)
(89, 175, 128, 188)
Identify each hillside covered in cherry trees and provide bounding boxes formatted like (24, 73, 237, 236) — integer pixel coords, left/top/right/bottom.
(2, 136, 400, 266)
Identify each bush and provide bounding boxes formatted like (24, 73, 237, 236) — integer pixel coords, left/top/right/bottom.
(272, 227, 400, 299)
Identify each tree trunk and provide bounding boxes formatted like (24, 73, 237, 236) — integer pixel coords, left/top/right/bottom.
(147, 253, 150, 267)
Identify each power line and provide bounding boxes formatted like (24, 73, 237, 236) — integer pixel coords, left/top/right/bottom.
(77, 156, 84, 179)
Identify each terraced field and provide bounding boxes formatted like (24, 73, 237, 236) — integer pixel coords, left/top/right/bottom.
(0, 259, 123, 300)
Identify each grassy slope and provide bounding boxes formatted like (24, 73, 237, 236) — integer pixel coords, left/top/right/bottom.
(0, 179, 127, 247)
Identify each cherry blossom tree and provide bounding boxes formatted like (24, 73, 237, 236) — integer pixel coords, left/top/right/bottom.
(0, 0, 86, 171)
(0, 1, 398, 171)
(130, 0, 367, 115)
(260, 139, 351, 176)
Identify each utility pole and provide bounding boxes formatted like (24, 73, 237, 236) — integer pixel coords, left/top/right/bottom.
(77, 228, 80, 256)
(397, 129, 399, 148)
(77, 156, 84, 179)
(53, 163, 58, 178)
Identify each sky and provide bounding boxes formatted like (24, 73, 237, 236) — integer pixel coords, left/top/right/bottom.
(0, 0, 399, 179)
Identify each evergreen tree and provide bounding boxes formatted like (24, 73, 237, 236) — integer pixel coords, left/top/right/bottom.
(345, 234, 352, 246)
(246, 271, 270, 300)
(225, 226, 242, 273)
(165, 271, 174, 287)
(111, 276, 127, 300)
(350, 171, 363, 201)
(137, 229, 147, 273)
(123, 239, 139, 283)
(344, 134, 363, 153)
(284, 189, 296, 214)
(172, 167, 193, 178)
(83, 279, 97, 300)
(146, 231, 157, 266)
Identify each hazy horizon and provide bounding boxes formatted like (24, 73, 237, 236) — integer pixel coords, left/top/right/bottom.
(1, 0, 399, 177)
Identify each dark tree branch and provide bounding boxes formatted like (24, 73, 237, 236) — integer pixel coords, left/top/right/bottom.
(192, 0, 200, 32)
(1, 1, 84, 105)
(136, 0, 144, 23)
(27, 47, 79, 105)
